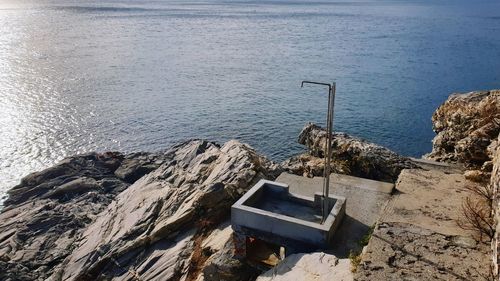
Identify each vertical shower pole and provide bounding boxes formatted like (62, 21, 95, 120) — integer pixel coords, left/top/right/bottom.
(301, 81, 336, 223)
(323, 82, 335, 222)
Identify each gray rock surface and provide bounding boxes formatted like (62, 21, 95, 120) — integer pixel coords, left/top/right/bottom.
(52, 139, 279, 281)
(0, 140, 280, 281)
(0, 152, 132, 281)
(284, 123, 417, 183)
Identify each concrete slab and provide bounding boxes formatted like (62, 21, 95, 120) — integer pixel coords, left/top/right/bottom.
(278, 172, 394, 195)
(380, 168, 478, 237)
(410, 157, 453, 167)
(355, 168, 491, 280)
(410, 157, 464, 173)
(276, 172, 394, 257)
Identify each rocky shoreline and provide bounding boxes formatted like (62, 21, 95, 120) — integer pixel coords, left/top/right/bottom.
(1, 90, 499, 281)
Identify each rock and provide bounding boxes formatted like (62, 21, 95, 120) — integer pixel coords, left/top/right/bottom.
(426, 90, 500, 168)
(451, 236, 477, 249)
(281, 153, 325, 178)
(0, 152, 133, 281)
(354, 163, 494, 280)
(463, 169, 489, 183)
(5, 152, 124, 206)
(114, 152, 166, 183)
(256, 252, 352, 281)
(284, 123, 417, 183)
(1, 141, 272, 281)
(200, 222, 233, 254)
(481, 161, 494, 173)
(490, 134, 500, 276)
(424, 90, 500, 277)
(41, 177, 101, 200)
(199, 228, 260, 281)
(355, 222, 491, 281)
(48, 139, 279, 281)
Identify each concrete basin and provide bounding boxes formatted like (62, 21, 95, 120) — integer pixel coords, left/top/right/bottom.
(231, 179, 346, 252)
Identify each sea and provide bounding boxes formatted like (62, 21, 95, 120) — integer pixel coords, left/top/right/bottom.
(1, 0, 500, 206)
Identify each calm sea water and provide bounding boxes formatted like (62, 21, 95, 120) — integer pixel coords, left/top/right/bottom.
(1, 0, 500, 206)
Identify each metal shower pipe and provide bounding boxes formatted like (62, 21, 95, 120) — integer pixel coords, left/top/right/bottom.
(301, 80, 336, 223)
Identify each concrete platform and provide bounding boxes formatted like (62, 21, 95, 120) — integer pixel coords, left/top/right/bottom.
(231, 180, 346, 254)
(355, 168, 491, 280)
(410, 157, 464, 173)
(276, 172, 394, 257)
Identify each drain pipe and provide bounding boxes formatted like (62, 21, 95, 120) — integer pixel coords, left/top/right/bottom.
(301, 81, 336, 223)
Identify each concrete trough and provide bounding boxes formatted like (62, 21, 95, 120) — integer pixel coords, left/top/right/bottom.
(231, 179, 346, 252)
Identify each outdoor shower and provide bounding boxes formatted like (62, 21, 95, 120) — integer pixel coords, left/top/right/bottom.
(231, 81, 345, 259)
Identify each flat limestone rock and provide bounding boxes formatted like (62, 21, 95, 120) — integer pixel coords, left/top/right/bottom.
(257, 252, 352, 281)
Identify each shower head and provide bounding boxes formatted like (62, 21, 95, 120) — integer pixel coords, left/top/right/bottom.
(301, 80, 332, 90)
